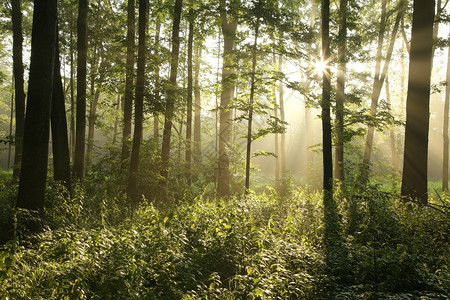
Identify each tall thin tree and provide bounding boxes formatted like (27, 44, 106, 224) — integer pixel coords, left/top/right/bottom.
(217, 0, 239, 196)
(442, 32, 450, 192)
(17, 0, 57, 212)
(160, 0, 183, 191)
(334, 0, 347, 184)
(11, 0, 26, 179)
(121, 0, 135, 167)
(185, 15, 194, 184)
(127, 0, 148, 203)
(74, 0, 88, 180)
(401, 0, 435, 204)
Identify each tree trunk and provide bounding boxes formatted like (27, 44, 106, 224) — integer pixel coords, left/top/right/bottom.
(217, 0, 238, 196)
(362, 7, 402, 173)
(8, 78, 14, 170)
(321, 0, 333, 196)
(244, 20, 259, 193)
(11, 0, 26, 179)
(194, 43, 202, 164)
(443, 32, 450, 191)
(273, 54, 279, 184)
(74, 0, 88, 181)
(401, 0, 435, 205)
(86, 88, 100, 167)
(334, 0, 347, 184)
(185, 18, 194, 184)
(51, 29, 72, 193)
(113, 94, 121, 144)
(385, 75, 398, 173)
(17, 0, 57, 212)
(127, 0, 148, 203)
(279, 54, 286, 179)
(121, 0, 135, 168)
(153, 19, 161, 143)
(69, 16, 75, 163)
(160, 0, 182, 192)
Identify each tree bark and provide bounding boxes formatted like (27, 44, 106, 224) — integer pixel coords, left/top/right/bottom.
(160, 0, 182, 191)
(244, 20, 259, 193)
(443, 32, 450, 191)
(401, 0, 435, 204)
(121, 0, 135, 168)
(217, 0, 238, 196)
(153, 19, 161, 142)
(334, 0, 347, 184)
(127, 0, 148, 203)
(385, 75, 398, 173)
(321, 0, 333, 196)
(51, 28, 72, 193)
(186, 18, 194, 184)
(17, 0, 57, 211)
(69, 15, 75, 163)
(194, 43, 202, 164)
(11, 0, 26, 179)
(279, 54, 286, 179)
(74, 0, 88, 181)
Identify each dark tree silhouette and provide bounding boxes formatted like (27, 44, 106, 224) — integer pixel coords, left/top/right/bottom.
(401, 0, 435, 204)
(17, 0, 57, 212)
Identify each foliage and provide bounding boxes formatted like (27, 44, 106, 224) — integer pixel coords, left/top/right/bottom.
(1, 178, 448, 299)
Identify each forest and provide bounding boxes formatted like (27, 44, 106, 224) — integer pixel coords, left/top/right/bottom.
(0, 0, 449, 298)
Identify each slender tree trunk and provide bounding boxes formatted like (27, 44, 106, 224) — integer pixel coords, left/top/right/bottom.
(185, 18, 194, 184)
(442, 32, 450, 191)
(244, 20, 259, 193)
(321, 0, 333, 196)
(217, 0, 238, 196)
(127, 0, 148, 203)
(362, 7, 402, 172)
(153, 20, 161, 143)
(113, 94, 121, 144)
(86, 88, 100, 167)
(8, 78, 14, 170)
(385, 75, 398, 173)
(70, 16, 75, 163)
(74, 0, 88, 181)
(17, 0, 57, 212)
(334, 0, 347, 184)
(273, 54, 279, 184)
(194, 44, 202, 164)
(160, 0, 182, 192)
(121, 0, 135, 168)
(51, 29, 72, 193)
(215, 31, 220, 164)
(279, 54, 286, 179)
(11, 0, 26, 179)
(401, 0, 435, 205)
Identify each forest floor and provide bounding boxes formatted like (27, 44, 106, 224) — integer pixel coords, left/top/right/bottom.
(0, 171, 449, 299)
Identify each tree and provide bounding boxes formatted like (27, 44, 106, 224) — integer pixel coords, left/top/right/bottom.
(160, 0, 183, 192)
(127, 0, 148, 203)
(244, 8, 259, 193)
(362, 1, 402, 178)
(11, 0, 26, 179)
(193, 43, 202, 163)
(334, 0, 347, 184)
(17, 0, 57, 212)
(443, 32, 450, 192)
(217, 0, 239, 196)
(321, 0, 332, 199)
(401, 0, 435, 204)
(121, 0, 135, 168)
(185, 13, 194, 184)
(51, 27, 72, 193)
(74, 0, 88, 181)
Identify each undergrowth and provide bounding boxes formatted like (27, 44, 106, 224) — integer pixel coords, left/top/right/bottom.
(0, 177, 449, 299)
